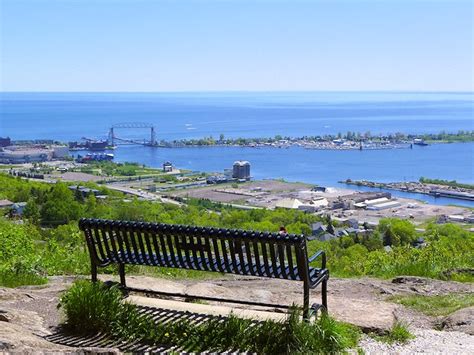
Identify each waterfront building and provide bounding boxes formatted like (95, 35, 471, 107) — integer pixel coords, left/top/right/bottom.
(52, 146, 69, 158)
(163, 161, 173, 172)
(232, 161, 251, 180)
(0, 145, 69, 164)
(0, 137, 11, 147)
(0, 148, 50, 163)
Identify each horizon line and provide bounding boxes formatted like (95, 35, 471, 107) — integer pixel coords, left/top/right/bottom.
(1, 90, 473, 94)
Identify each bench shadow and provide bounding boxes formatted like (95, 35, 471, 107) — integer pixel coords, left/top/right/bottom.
(44, 304, 241, 353)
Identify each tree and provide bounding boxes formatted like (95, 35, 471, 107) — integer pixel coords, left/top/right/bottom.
(23, 198, 41, 224)
(378, 218, 416, 246)
(40, 183, 83, 225)
(74, 187, 84, 203)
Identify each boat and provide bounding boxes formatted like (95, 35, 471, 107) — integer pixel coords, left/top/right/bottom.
(413, 138, 429, 146)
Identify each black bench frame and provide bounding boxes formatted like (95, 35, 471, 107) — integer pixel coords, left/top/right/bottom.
(79, 218, 329, 319)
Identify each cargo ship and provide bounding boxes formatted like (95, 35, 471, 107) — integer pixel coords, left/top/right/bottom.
(77, 153, 114, 163)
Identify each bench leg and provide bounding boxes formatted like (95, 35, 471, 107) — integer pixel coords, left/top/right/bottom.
(91, 263, 98, 282)
(303, 280, 310, 321)
(322, 277, 328, 313)
(119, 263, 126, 288)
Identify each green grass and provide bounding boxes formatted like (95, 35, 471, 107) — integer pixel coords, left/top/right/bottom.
(0, 271, 47, 288)
(372, 322, 414, 344)
(59, 280, 360, 353)
(387, 293, 474, 317)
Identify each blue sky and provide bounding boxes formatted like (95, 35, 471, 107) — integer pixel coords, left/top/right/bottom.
(1, 0, 472, 92)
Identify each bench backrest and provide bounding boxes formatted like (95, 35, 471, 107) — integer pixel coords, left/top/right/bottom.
(79, 218, 310, 281)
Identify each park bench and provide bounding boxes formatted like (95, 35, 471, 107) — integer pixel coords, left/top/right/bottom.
(79, 218, 329, 318)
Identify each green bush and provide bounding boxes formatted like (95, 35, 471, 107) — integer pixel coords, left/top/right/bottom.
(59, 280, 128, 333)
(373, 322, 414, 344)
(308, 223, 474, 281)
(0, 219, 45, 287)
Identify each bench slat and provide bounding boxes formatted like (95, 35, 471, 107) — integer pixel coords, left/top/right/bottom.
(143, 227, 159, 266)
(277, 243, 288, 279)
(268, 240, 280, 278)
(286, 244, 297, 280)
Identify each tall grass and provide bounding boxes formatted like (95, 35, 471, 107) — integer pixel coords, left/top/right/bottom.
(59, 280, 360, 353)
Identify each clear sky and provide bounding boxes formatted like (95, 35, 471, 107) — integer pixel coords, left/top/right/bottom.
(0, 0, 472, 92)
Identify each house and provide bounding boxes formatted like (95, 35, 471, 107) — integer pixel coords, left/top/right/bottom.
(311, 222, 327, 238)
(436, 215, 448, 224)
(345, 227, 360, 235)
(412, 237, 427, 249)
(336, 218, 360, 229)
(318, 233, 338, 242)
(334, 228, 349, 237)
(0, 199, 14, 209)
(11, 202, 27, 216)
(68, 185, 100, 197)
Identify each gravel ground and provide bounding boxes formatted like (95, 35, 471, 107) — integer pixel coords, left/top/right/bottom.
(359, 328, 474, 354)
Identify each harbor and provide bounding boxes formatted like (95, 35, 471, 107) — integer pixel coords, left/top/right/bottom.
(341, 179, 474, 202)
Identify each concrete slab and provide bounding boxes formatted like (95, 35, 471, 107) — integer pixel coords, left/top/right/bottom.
(127, 295, 288, 322)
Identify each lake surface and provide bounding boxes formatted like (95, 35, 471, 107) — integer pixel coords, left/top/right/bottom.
(1, 92, 473, 206)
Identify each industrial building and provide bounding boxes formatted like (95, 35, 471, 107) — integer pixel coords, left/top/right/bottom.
(232, 161, 251, 180)
(0, 145, 69, 164)
(366, 200, 401, 210)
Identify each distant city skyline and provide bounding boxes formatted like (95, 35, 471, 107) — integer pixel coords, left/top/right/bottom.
(1, 0, 473, 92)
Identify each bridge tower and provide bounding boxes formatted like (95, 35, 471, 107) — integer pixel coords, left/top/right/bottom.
(108, 127, 115, 146)
(150, 126, 156, 146)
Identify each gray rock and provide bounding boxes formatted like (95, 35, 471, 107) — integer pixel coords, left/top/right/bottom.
(0, 310, 11, 322)
(439, 306, 474, 335)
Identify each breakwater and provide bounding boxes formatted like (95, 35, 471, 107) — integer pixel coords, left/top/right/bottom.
(341, 179, 474, 202)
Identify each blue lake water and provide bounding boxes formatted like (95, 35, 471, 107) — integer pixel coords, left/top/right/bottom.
(1, 92, 473, 206)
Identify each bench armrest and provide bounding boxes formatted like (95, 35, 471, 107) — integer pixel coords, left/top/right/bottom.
(308, 250, 326, 268)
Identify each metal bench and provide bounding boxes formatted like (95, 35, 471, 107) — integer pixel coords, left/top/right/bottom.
(79, 218, 329, 318)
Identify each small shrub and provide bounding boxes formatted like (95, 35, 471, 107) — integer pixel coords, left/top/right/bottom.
(58, 280, 127, 333)
(373, 321, 414, 344)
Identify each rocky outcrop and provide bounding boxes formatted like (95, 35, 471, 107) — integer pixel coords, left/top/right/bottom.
(438, 307, 474, 335)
